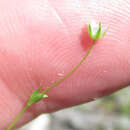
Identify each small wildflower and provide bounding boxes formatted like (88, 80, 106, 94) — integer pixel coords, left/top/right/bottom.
(88, 21, 108, 40)
(8, 20, 108, 130)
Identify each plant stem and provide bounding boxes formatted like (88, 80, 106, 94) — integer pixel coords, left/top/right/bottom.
(7, 105, 29, 130)
(7, 40, 96, 130)
(42, 40, 96, 94)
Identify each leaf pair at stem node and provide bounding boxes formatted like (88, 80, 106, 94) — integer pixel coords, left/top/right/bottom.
(27, 88, 48, 106)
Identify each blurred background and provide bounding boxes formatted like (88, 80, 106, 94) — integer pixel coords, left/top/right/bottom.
(18, 86, 130, 130)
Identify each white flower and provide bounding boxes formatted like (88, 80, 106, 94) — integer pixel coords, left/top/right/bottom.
(88, 21, 108, 40)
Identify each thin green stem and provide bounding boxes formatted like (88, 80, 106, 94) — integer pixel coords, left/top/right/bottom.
(7, 40, 96, 130)
(7, 105, 29, 130)
(42, 40, 96, 94)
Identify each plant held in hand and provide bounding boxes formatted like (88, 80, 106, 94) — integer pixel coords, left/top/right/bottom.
(8, 22, 108, 130)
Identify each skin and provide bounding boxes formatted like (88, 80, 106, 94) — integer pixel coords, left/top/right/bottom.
(0, 0, 129, 129)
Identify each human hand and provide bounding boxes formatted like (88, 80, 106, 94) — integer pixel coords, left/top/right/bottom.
(0, 0, 129, 129)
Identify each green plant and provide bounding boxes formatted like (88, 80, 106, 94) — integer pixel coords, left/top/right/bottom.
(8, 21, 108, 130)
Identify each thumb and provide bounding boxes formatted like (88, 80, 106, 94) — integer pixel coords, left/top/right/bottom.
(0, 0, 130, 129)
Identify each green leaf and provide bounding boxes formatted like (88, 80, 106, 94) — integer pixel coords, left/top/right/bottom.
(27, 88, 48, 106)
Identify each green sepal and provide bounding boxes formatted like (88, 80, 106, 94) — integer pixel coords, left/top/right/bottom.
(27, 88, 48, 106)
(100, 26, 109, 38)
(94, 22, 101, 40)
(88, 24, 93, 39)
